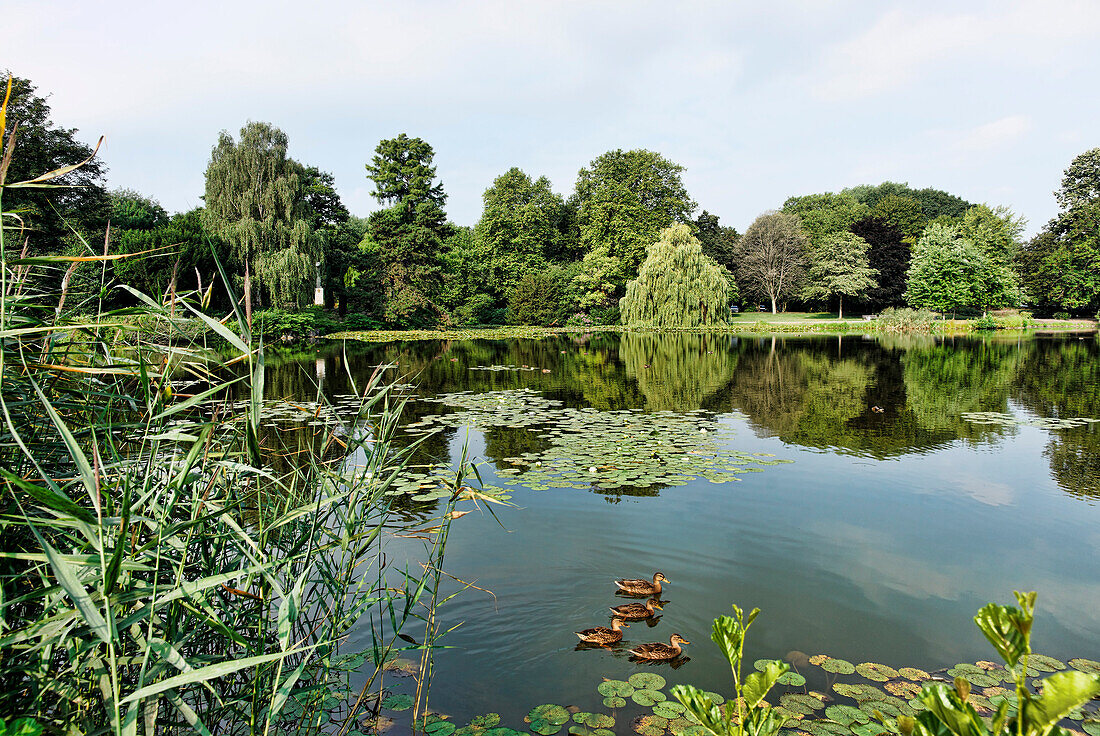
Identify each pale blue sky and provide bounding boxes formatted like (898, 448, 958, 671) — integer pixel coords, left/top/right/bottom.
(7, 0, 1099, 235)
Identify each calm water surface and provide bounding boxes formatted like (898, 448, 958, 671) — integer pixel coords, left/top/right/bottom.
(267, 332, 1100, 724)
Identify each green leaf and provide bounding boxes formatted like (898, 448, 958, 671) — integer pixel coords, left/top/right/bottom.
(121, 650, 295, 704)
(0, 467, 94, 523)
(1018, 671, 1100, 734)
(914, 684, 988, 736)
(671, 684, 726, 736)
(973, 596, 1034, 668)
(28, 525, 111, 643)
(743, 660, 789, 709)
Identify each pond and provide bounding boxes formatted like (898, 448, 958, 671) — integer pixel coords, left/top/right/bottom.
(264, 332, 1100, 730)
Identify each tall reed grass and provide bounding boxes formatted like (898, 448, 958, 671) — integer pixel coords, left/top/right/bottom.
(1, 77, 470, 736)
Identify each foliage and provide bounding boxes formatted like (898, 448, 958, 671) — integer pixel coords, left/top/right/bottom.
(876, 307, 935, 332)
(844, 181, 972, 221)
(802, 231, 878, 318)
(851, 216, 910, 309)
(958, 204, 1026, 262)
(896, 593, 1100, 736)
(870, 194, 925, 243)
(694, 210, 740, 274)
(906, 224, 1021, 315)
(363, 134, 452, 326)
(252, 306, 340, 340)
(571, 149, 695, 304)
(475, 167, 572, 305)
(735, 212, 807, 313)
(621, 224, 729, 328)
(972, 314, 998, 330)
(0, 72, 108, 255)
(203, 121, 318, 309)
(507, 266, 570, 326)
(109, 188, 168, 230)
(671, 604, 790, 736)
(782, 192, 869, 247)
(437, 226, 497, 325)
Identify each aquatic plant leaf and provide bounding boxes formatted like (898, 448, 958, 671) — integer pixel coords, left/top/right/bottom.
(973, 595, 1035, 668)
(653, 702, 685, 719)
(382, 694, 414, 711)
(630, 673, 668, 690)
(703, 692, 726, 706)
(1070, 659, 1100, 675)
(777, 671, 806, 687)
(1017, 670, 1100, 733)
(633, 690, 667, 706)
(632, 715, 668, 736)
(803, 721, 851, 736)
(471, 715, 502, 729)
(598, 680, 635, 697)
(528, 721, 563, 736)
(603, 697, 627, 709)
(884, 681, 923, 699)
(857, 663, 899, 682)
(426, 721, 457, 736)
(824, 705, 869, 726)
(527, 706, 570, 727)
(484, 729, 522, 736)
(781, 694, 825, 713)
(808, 655, 829, 666)
(1082, 720, 1100, 736)
(821, 658, 856, 675)
(1023, 654, 1063, 672)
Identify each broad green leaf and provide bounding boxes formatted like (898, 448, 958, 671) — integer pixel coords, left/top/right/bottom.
(671, 684, 727, 736)
(1018, 671, 1100, 734)
(743, 660, 789, 709)
(916, 684, 988, 736)
(974, 601, 1032, 668)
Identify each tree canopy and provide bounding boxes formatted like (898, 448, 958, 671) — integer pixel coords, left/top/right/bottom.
(782, 192, 869, 247)
(802, 231, 878, 318)
(203, 121, 318, 310)
(620, 223, 729, 328)
(850, 216, 909, 310)
(905, 223, 1020, 314)
(735, 211, 807, 313)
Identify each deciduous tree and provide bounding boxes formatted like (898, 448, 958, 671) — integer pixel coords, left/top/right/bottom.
(803, 231, 878, 318)
(905, 223, 1020, 315)
(850, 216, 909, 309)
(735, 212, 807, 313)
(620, 223, 729, 328)
(781, 192, 869, 247)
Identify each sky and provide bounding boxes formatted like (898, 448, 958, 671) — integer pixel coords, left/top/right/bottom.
(6, 0, 1100, 235)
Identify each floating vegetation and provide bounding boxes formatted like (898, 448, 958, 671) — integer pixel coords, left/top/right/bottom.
(598, 680, 634, 698)
(817, 656, 856, 675)
(380, 694, 413, 711)
(603, 696, 627, 708)
(392, 389, 788, 496)
(629, 673, 667, 690)
(469, 364, 543, 372)
(526, 705, 571, 735)
(855, 662, 898, 682)
(961, 411, 1100, 430)
(897, 666, 930, 681)
(631, 689, 667, 706)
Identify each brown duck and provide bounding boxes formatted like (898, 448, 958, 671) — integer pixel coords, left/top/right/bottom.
(575, 617, 628, 645)
(628, 634, 690, 660)
(610, 598, 663, 620)
(614, 572, 669, 596)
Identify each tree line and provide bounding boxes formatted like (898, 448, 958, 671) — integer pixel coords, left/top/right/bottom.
(5, 71, 1098, 327)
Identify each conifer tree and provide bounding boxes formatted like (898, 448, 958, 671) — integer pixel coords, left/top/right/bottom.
(203, 122, 317, 309)
(620, 223, 729, 328)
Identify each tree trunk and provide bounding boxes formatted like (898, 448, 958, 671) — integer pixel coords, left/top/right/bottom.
(838, 295, 843, 320)
(770, 296, 777, 314)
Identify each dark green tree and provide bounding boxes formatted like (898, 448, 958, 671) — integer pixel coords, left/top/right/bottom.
(802, 231, 878, 318)
(843, 181, 971, 220)
(870, 194, 925, 242)
(438, 226, 496, 325)
(507, 267, 570, 326)
(693, 210, 740, 273)
(1016, 148, 1100, 314)
(108, 189, 168, 231)
(850, 216, 909, 309)
(0, 72, 108, 254)
(571, 149, 695, 309)
(362, 133, 452, 325)
(475, 167, 570, 305)
(620, 223, 729, 328)
(203, 121, 318, 309)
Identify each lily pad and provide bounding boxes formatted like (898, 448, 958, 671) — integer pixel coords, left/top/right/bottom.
(897, 667, 930, 681)
(803, 721, 851, 736)
(653, 702, 686, 719)
(633, 715, 668, 736)
(382, 694, 414, 711)
(598, 680, 635, 698)
(426, 722, 458, 736)
(777, 671, 807, 687)
(834, 683, 884, 702)
(668, 719, 705, 736)
(603, 697, 627, 709)
(527, 705, 569, 735)
(821, 658, 856, 675)
(573, 714, 614, 729)
(781, 694, 825, 713)
(1028, 654, 1065, 672)
(633, 689, 667, 706)
(703, 692, 726, 706)
(1082, 721, 1100, 736)
(861, 700, 904, 718)
(856, 663, 899, 682)
(824, 705, 870, 726)
(884, 681, 922, 699)
(808, 655, 830, 666)
(471, 715, 502, 729)
(630, 672, 668, 690)
(1070, 659, 1100, 675)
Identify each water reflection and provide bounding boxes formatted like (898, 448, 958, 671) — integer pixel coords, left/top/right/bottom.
(261, 332, 1100, 502)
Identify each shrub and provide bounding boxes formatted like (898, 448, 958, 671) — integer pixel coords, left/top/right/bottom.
(1053, 310, 1071, 320)
(876, 307, 935, 332)
(972, 314, 998, 330)
(507, 268, 567, 325)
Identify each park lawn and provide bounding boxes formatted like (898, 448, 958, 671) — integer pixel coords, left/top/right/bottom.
(728, 311, 862, 323)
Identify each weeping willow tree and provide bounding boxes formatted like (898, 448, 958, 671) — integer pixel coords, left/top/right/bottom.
(204, 121, 317, 309)
(620, 223, 729, 328)
(621, 332, 737, 411)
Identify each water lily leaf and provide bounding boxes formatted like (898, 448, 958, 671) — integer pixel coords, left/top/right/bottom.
(781, 694, 826, 713)
(777, 671, 806, 687)
(803, 721, 851, 736)
(824, 705, 869, 726)
(856, 663, 899, 682)
(382, 694, 414, 711)
(667, 718, 703, 736)
(630, 672, 667, 690)
(1028, 654, 1065, 672)
(484, 729, 521, 736)
(426, 722, 458, 736)
(632, 689, 667, 706)
(1082, 720, 1100, 736)
(574, 714, 614, 729)
(821, 658, 856, 675)
(603, 697, 627, 709)
(653, 702, 685, 719)
(808, 655, 830, 666)
(633, 715, 668, 736)
(1070, 659, 1100, 675)
(471, 715, 502, 729)
(884, 681, 922, 699)
(527, 706, 570, 727)
(598, 680, 634, 698)
(703, 692, 726, 706)
(834, 683, 884, 701)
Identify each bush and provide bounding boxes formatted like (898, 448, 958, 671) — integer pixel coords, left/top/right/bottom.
(252, 307, 339, 341)
(972, 314, 998, 330)
(590, 305, 621, 325)
(507, 268, 568, 325)
(1054, 310, 1071, 320)
(876, 307, 935, 332)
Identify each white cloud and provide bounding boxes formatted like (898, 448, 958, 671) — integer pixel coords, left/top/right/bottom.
(948, 115, 1033, 154)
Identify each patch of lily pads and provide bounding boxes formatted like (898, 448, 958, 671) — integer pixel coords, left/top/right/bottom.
(961, 411, 1100, 430)
(393, 389, 789, 497)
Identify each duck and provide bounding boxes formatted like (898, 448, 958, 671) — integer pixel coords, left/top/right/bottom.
(629, 634, 690, 660)
(614, 572, 669, 596)
(575, 617, 628, 645)
(610, 598, 664, 620)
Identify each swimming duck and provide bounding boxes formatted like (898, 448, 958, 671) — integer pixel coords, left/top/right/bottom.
(610, 598, 663, 620)
(575, 617, 628, 645)
(614, 572, 669, 596)
(629, 634, 690, 660)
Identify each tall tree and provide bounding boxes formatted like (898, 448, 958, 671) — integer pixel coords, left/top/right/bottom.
(870, 194, 925, 242)
(735, 211, 807, 313)
(843, 181, 971, 220)
(362, 133, 452, 326)
(850, 216, 909, 309)
(475, 167, 570, 305)
(802, 231, 878, 318)
(0, 72, 108, 254)
(570, 149, 695, 310)
(693, 210, 740, 273)
(620, 223, 729, 328)
(203, 122, 317, 309)
(905, 223, 1020, 315)
(1017, 147, 1100, 313)
(781, 192, 869, 247)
